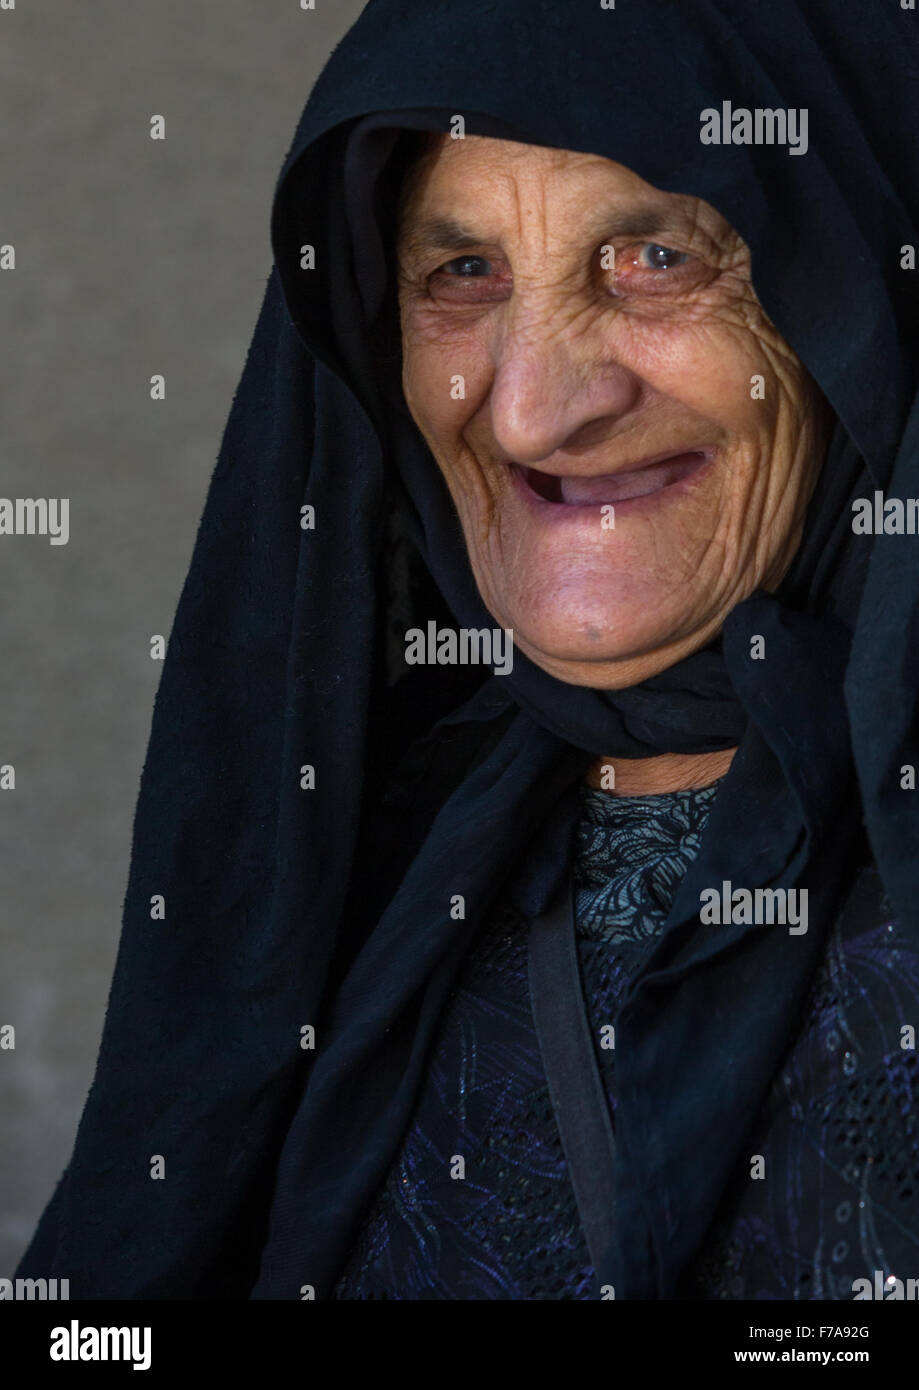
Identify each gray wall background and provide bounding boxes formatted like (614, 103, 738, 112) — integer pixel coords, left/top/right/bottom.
(0, 0, 368, 1274)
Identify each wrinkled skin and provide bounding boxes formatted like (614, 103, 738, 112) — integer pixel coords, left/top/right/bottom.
(397, 134, 829, 696)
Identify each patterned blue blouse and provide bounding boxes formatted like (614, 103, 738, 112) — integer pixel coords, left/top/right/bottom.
(333, 780, 918, 1299)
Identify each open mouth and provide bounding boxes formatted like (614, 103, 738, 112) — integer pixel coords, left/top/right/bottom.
(515, 448, 713, 506)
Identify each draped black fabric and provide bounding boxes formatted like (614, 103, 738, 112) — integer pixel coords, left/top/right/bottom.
(18, 0, 919, 1299)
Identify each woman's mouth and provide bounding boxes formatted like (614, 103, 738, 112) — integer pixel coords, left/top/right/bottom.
(512, 448, 714, 508)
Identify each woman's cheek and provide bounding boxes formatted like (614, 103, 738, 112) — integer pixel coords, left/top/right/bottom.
(619, 320, 758, 426)
(404, 335, 474, 431)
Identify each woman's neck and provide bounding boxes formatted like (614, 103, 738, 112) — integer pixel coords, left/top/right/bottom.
(585, 747, 737, 796)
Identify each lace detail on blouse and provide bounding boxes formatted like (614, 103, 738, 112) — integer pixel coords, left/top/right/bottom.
(332, 781, 911, 1299)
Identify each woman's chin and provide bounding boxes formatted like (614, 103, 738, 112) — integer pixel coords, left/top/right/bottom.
(506, 606, 702, 685)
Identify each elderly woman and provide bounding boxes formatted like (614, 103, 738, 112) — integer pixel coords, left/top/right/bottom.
(18, 0, 919, 1301)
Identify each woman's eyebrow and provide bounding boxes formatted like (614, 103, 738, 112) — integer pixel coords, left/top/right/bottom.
(399, 203, 701, 259)
(399, 217, 484, 259)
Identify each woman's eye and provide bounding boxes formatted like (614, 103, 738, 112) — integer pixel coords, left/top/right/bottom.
(425, 253, 511, 304)
(442, 255, 493, 276)
(604, 240, 710, 297)
(638, 244, 689, 270)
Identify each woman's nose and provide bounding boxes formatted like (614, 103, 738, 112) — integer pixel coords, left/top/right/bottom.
(487, 303, 642, 464)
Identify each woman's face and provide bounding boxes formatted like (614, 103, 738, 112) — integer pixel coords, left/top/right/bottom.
(397, 135, 827, 689)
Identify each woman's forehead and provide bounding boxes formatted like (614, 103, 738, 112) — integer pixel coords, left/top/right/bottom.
(397, 135, 737, 251)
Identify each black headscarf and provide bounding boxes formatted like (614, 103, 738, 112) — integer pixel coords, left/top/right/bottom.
(18, 0, 919, 1299)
